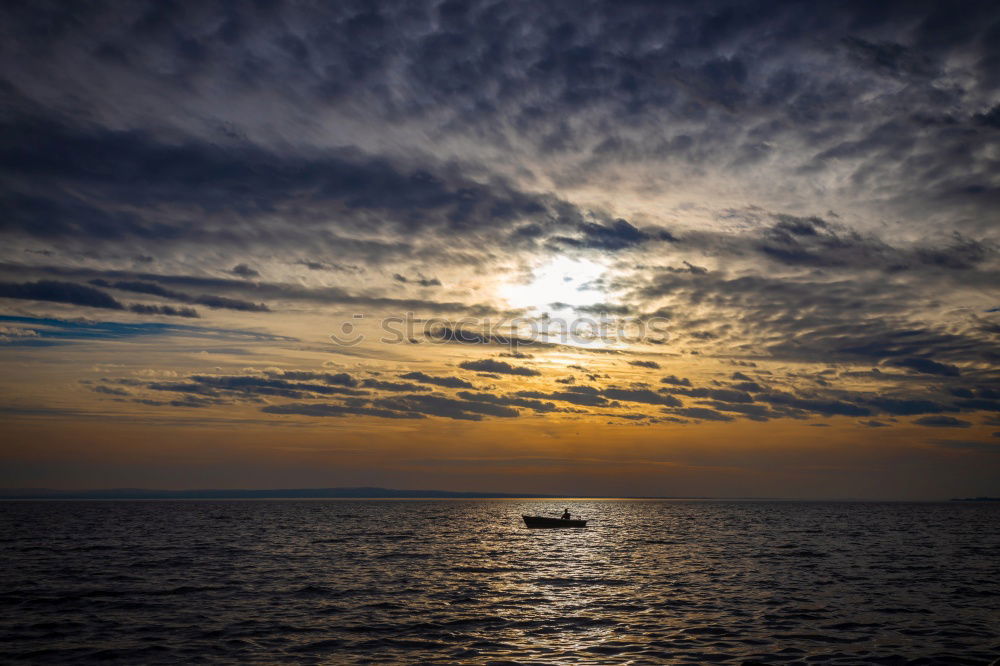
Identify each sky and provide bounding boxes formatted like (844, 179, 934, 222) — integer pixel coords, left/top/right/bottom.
(1, 0, 998, 499)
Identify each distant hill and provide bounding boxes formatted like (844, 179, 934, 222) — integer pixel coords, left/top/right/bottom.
(950, 496, 1000, 502)
(0, 486, 561, 500)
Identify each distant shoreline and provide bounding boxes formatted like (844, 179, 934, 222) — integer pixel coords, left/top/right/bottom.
(0, 487, 984, 501)
(0, 487, 551, 501)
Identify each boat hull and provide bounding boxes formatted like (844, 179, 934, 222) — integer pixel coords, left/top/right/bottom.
(522, 515, 587, 528)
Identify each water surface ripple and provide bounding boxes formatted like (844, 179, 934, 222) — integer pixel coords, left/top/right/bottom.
(1, 500, 998, 664)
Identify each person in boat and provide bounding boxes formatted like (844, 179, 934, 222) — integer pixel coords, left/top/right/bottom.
(561, 508, 571, 520)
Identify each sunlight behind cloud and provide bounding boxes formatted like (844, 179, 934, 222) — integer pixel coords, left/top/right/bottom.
(500, 256, 609, 313)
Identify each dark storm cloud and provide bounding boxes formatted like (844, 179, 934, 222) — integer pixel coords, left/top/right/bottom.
(0, 280, 125, 310)
(864, 397, 952, 416)
(4, 0, 995, 265)
(891, 357, 961, 377)
(0, 111, 604, 259)
(91, 279, 270, 312)
(0, 315, 296, 345)
(755, 214, 897, 269)
(0, 279, 198, 317)
(9, 264, 501, 316)
(841, 36, 938, 81)
(673, 212, 996, 274)
(551, 219, 676, 252)
(627, 266, 999, 378)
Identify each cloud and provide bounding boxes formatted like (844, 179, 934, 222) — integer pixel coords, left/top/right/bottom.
(865, 397, 952, 416)
(455, 391, 561, 413)
(756, 392, 871, 417)
(458, 358, 540, 376)
(515, 389, 611, 408)
(360, 379, 431, 392)
(0, 280, 202, 317)
(262, 402, 423, 420)
(701, 402, 778, 422)
(187, 375, 367, 398)
(398, 371, 475, 389)
(551, 219, 676, 251)
(264, 370, 358, 387)
(425, 326, 546, 348)
(671, 407, 734, 422)
(373, 394, 520, 421)
(663, 387, 754, 404)
(26, 265, 500, 315)
(0, 315, 296, 346)
(0, 280, 124, 310)
(841, 37, 938, 81)
(393, 273, 442, 287)
(127, 303, 199, 318)
(90, 384, 130, 397)
(231, 264, 260, 278)
(891, 357, 961, 377)
(628, 360, 661, 369)
(0, 110, 591, 260)
(602, 388, 682, 407)
(91, 279, 270, 312)
(913, 416, 972, 428)
(931, 439, 1000, 452)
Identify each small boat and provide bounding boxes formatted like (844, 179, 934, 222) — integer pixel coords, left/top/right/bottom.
(522, 515, 587, 528)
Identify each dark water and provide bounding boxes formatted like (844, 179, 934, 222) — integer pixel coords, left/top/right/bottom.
(1, 500, 998, 664)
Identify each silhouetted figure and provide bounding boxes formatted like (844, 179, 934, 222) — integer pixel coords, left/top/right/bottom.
(561, 508, 571, 520)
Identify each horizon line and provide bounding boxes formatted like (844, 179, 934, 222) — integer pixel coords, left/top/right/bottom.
(0, 485, 984, 502)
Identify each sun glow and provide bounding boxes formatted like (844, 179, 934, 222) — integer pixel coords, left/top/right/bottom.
(500, 257, 609, 312)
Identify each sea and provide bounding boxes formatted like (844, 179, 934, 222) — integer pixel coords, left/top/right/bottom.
(1, 499, 997, 664)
